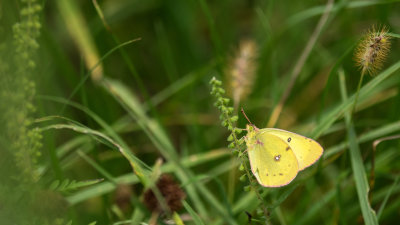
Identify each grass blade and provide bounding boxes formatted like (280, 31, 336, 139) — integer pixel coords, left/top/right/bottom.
(183, 201, 205, 225)
(101, 78, 239, 224)
(312, 60, 400, 139)
(339, 70, 378, 225)
(377, 176, 400, 219)
(37, 119, 150, 186)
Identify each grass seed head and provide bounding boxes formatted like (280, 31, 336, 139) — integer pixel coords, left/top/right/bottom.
(354, 25, 391, 75)
(143, 174, 186, 213)
(226, 39, 258, 109)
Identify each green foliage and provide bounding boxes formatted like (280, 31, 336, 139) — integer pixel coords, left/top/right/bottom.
(2, 0, 400, 224)
(50, 179, 104, 194)
(210, 77, 243, 148)
(0, 0, 43, 185)
(13, 0, 42, 70)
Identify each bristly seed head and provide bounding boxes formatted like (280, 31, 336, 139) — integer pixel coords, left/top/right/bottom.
(354, 25, 391, 75)
(226, 39, 258, 109)
(143, 174, 186, 213)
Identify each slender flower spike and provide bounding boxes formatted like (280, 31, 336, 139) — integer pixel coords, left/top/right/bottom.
(226, 39, 258, 109)
(354, 25, 391, 75)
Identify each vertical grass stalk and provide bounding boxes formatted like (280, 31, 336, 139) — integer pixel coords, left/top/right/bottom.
(338, 69, 378, 225)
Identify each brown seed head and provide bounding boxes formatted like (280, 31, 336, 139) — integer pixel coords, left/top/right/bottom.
(354, 25, 391, 75)
(143, 174, 186, 213)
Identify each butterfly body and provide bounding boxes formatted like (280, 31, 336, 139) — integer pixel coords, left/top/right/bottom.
(245, 124, 323, 187)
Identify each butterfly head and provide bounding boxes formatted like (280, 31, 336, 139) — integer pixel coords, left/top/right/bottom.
(246, 124, 258, 132)
(245, 124, 259, 142)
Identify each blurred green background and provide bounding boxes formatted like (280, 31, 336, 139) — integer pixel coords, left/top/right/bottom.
(1, 0, 400, 224)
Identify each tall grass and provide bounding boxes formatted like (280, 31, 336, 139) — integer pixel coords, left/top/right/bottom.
(1, 0, 400, 224)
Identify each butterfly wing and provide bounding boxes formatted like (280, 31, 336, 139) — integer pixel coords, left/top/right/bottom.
(261, 128, 323, 171)
(247, 132, 299, 187)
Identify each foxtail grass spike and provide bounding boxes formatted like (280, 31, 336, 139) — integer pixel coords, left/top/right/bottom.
(226, 39, 258, 110)
(354, 25, 391, 76)
(351, 25, 392, 118)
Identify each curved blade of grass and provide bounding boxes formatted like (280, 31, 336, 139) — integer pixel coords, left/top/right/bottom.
(374, 183, 400, 220)
(339, 70, 378, 225)
(377, 176, 400, 219)
(39, 96, 152, 171)
(37, 121, 150, 186)
(318, 52, 400, 130)
(101, 78, 175, 156)
(102, 78, 238, 224)
(59, 38, 139, 114)
(183, 201, 205, 225)
(36, 116, 118, 149)
(316, 33, 400, 137)
(66, 149, 229, 204)
(345, 125, 379, 225)
(341, 147, 399, 220)
(287, 0, 400, 26)
(39, 60, 212, 165)
(57, 0, 103, 81)
(312, 60, 400, 139)
(324, 120, 400, 159)
(37, 97, 152, 180)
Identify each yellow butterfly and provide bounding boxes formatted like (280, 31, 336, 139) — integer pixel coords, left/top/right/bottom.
(242, 110, 323, 187)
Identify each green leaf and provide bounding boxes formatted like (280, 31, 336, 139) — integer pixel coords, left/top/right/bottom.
(339, 70, 378, 225)
(377, 176, 400, 219)
(183, 201, 205, 225)
(312, 59, 400, 139)
(50, 178, 103, 193)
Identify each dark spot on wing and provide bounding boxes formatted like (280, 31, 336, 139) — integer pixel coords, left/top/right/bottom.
(279, 173, 283, 176)
(287, 137, 292, 143)
(274, 155, 281, 161)
(286, 146, 290, 151)
(266, 173, 269, 176)
(273, 174, 276, 176)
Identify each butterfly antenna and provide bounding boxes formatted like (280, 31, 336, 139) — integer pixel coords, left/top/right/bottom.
(241, 107, 253, 125)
